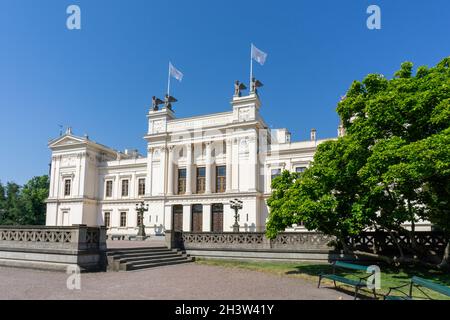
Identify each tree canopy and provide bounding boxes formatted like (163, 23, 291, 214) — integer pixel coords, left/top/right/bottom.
(266, 57, 450, 268)
(0, 175, 49, 225)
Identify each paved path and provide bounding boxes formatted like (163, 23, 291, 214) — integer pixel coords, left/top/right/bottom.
(0, 263, 350, 300)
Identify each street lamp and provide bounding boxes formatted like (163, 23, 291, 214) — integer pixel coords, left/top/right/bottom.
(229, 199, 243, 232)
(135, 201, 149, 240)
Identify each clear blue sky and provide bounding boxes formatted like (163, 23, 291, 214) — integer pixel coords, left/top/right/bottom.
(1, 0, 449, 184)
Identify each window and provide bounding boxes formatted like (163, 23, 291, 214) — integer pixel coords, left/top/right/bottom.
(138, 178, 146, 196)
(64, 179, 71, 196)
(104, 212, 110, 227)
(121, 179, 129, 197)
(120, 212, 127, 227)
(295, 167, 306, 173)
(271, 169, 281, 181)
(222, 141, 227, 154)
(105, 180, 113, 198)
(216, 166, 226, 193)
(178, 168, 186, 194)
(196, 167, 206, 193)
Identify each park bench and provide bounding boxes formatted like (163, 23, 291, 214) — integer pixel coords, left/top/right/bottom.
(318, 261, 377, 299)
(384, 276, 450, 300)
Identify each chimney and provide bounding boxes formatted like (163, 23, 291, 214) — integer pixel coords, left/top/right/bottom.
(310, 129, 317, 141)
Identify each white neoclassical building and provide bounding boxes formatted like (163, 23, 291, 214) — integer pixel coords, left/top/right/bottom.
(45, 89, 339, 236)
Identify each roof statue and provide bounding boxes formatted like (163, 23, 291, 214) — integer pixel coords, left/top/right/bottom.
(164, 94, 178, 111)
(250, 77, 263, 94)
(151, 96, 164, 111)
(234, 80, 247, 97)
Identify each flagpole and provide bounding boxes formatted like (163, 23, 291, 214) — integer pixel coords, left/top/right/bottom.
(250, 43, 253, 88)
(167, 62, 171, 97)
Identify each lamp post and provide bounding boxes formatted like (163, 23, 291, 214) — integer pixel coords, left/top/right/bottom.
(135, 201, 149, 241)
(229, 199, 243, 232)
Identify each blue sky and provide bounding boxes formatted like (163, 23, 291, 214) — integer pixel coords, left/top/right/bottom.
(1, 0, 449, 184)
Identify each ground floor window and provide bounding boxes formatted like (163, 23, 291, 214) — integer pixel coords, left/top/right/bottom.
(211, 203, 223, 232)
(120, 212, 127, 227)
(173, 205, 183, 231)
(191, 204, 203, 232)
(104, 212, 110, 227)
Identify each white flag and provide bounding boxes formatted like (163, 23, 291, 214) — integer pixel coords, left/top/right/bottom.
(169, 62, 183, 81)
(251, 44, 268, 66)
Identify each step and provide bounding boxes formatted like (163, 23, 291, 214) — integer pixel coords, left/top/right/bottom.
(106, 247, 171, 254)
(127, 258, 194, 271)
(117, 253, 186, 263)
(119, 256, 191, 271)
(108, 250, 181, 259)
(126, 255, 190, 266)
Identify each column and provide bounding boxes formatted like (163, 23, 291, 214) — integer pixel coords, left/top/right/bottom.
(248, 137, 257, 191)
(205, 142, 212, 194)
(145, 147, 153, 196)
(232, 138, 239, 191)
(167, 146, 174, 195)
(226, 139, 232, 192)
(186, 144, 193, 195)
(202, 204, 211, 232)
(159, 147, 167, 195)
(182, 204, 191, 232)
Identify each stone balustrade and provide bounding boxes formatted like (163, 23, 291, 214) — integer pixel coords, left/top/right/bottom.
(0, 225, 107, 271)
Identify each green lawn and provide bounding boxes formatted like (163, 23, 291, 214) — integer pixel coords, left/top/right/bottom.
(195, 258, 450, 300)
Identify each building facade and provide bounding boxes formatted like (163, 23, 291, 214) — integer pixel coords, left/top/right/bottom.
(46, 91, 336, 235)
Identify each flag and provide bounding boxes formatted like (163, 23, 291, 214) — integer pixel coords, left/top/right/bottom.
(169, 62, 183, 81)
(251, 44, 268, 66)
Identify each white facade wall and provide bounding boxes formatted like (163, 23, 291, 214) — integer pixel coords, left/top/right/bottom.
(46, 93, 331, 235)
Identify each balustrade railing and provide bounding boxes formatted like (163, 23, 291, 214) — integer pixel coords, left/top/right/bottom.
(0, 225, 106, 252)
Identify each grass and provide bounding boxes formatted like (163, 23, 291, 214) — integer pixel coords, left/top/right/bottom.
(195, 258, 450, 300)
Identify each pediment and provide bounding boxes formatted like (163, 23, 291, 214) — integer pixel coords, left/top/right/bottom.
(48, 135, 87, 149)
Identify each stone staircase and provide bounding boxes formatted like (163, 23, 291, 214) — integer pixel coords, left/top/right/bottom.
(107, 246, 194, 271)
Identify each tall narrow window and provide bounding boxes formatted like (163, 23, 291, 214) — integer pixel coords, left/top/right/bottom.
(105, 180, 113, 198)
(120, 212, 127, 227)
(104, 212, 110, 227)
(64, 179, 71, 196)
(178, 168, 186, 194)
(271, 168, 281, 181)
(196, 167, 206, 194)
(138, 178, 146, 196)
(121, 179, 129, 197)
(216, 166, 226, 193)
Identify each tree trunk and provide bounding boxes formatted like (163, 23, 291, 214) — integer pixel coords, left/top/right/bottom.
(438, 241, 450, 272)
(387, 229, 405, 260)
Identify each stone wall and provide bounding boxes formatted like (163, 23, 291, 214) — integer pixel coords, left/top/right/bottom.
(0, 225, 107, 272)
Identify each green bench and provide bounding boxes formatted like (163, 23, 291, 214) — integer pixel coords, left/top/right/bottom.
(318, 261, 377, 300)
(384, 276, 450, 300)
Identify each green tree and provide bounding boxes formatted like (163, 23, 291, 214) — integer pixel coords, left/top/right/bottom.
(0, 182, 6, 222)
(20, 175, 49, 225)
(266, 57, 450, 269)
(0, 175, 49, 226)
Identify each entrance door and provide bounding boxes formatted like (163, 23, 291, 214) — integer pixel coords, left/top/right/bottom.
(211, 204, 223, 232)
(191, 204, 203, 232)
(172, 205, 183, 231)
